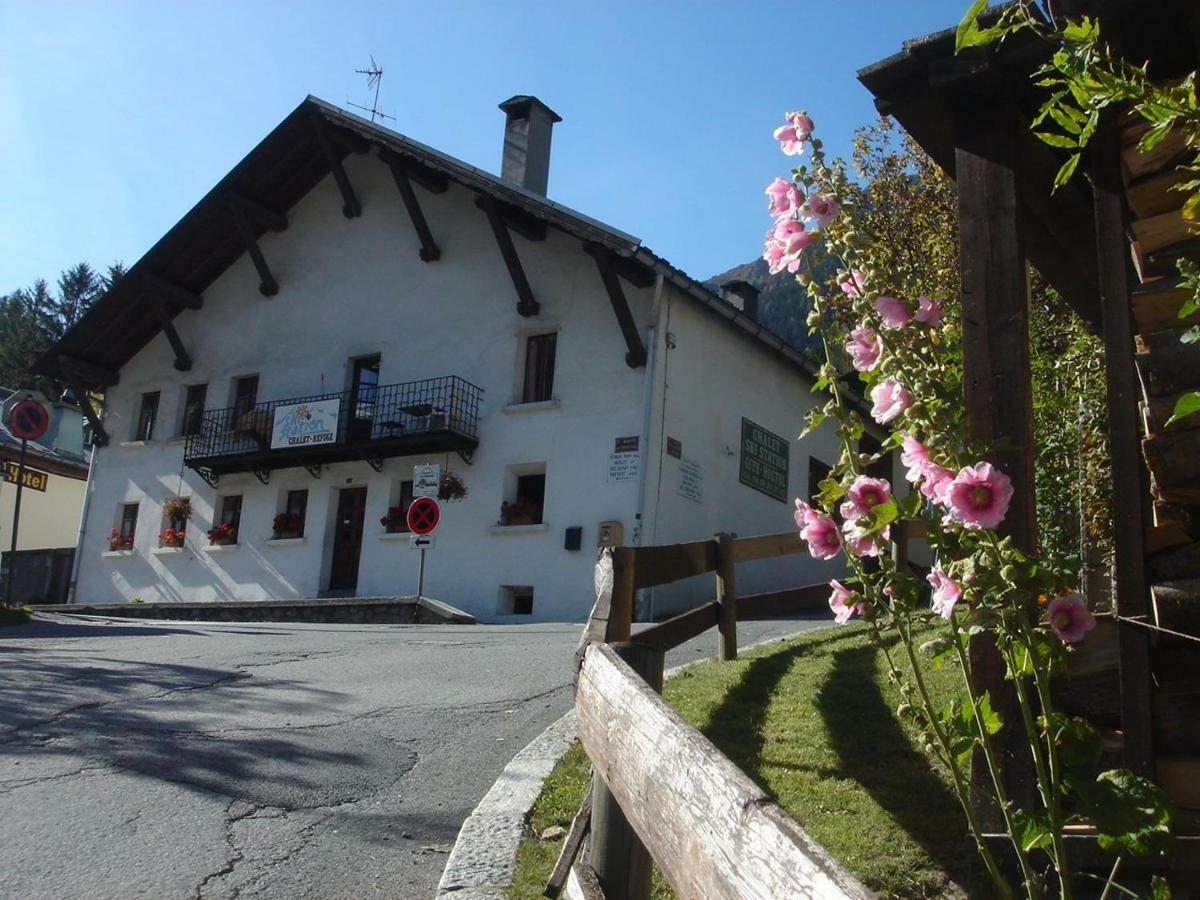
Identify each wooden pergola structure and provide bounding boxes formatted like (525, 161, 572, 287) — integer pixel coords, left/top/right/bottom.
(858, 0, 1199, 845)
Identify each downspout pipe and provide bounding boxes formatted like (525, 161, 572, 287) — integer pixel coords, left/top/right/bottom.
(66, 447, 96, 605)
(633, 273, 665, 621)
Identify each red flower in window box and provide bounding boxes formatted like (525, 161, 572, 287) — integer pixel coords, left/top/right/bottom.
(380, 506, 409, 533)
(207, 522, 238, 545)
(157, 527, 186, 548)
(272, 512, 304, 539)
(108, 528, 134, 551)
(498, 497, 542, 527)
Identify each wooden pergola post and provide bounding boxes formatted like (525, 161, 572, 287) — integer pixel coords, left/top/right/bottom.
(954, 103, 1038, 824)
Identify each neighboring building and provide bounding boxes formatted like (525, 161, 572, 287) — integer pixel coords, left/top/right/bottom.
(0, 390, 90, 603)
(37, 95, 891, 621)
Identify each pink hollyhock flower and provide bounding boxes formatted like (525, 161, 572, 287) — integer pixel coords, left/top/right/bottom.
(765, 178, 804, 218)
(919, 463, 955, 504)
(762, 223, 813, 275)
(927, 567, 962, 619)
(900, 434, 931, 483)
(915, 295, 943, 327)
(800, 513, 842, 559)
(828, 579, 863, 625)
(804, 194, 839, 228)
(794, 498, 819, 529)
(870, 377, 912, 424)
(1047, 593, 1096, 643)
(874, 296, 911, 329)
(774, 112, 813, 156)
(944, 462, 1014, 530)
(844, 324, 882, 372)
(840, 269, 867, 298)
(846, 475, 893, 517)
(841, 519, 881, 558)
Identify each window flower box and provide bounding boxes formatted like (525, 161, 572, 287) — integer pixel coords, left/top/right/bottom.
(498, 498, 542, 527)
(272, 512, 304, 541)
(158, 528, 186, 549)
(380, 506, 409, 534)
(207, 523, 238, 546)
(108, 529, 134, 551)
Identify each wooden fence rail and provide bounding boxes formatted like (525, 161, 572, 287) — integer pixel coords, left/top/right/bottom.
(571, 643, 873, 900)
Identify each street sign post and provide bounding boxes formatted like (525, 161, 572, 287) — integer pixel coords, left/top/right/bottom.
(3, 393, 52, 606)
(406, 497, 441, 598)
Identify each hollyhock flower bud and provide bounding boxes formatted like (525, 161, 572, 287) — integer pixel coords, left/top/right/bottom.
(927, 567, 962, 619)
(870, 377, 912, 424)
(919, 463, 955, 504)
(800, 513, 842, 559)
(900, 434, 931, 483)
(765, 178, 804, 218)
(804, 194, 840, 228)
(844, 324, 882, 372)
(915, 295, 943, 327)
(828, 579, 863, 625)
(944, 462, 1014, 530)
(846, 475, 893, 517)
(840, 269, 867, 298)
(1047, 593, 1096, 643)
(874, 296, 911, 329)
(788, 111, 814, 138)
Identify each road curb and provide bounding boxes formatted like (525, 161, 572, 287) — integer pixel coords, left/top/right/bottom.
(436, 625, 824, 898)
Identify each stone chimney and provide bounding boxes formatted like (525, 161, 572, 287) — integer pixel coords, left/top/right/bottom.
(723, 279, 760, 322)
(498, 95, 562, 196)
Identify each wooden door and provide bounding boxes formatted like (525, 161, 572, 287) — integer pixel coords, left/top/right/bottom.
(329, 487, 368, 590)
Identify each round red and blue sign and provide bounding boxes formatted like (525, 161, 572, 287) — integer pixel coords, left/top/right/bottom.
(7, 398, 50, 441)
(407, 496, 441, 535)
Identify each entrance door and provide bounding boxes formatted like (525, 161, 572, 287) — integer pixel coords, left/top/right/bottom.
(329, 487, 368, 591)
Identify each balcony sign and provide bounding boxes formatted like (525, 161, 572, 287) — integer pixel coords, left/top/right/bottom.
(270, 399, 341, 450)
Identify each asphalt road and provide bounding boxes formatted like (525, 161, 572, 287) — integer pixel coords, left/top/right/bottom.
(0, 613, 827, 899)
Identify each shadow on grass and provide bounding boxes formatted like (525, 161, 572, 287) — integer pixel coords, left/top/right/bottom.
(697, 629, 979, 894)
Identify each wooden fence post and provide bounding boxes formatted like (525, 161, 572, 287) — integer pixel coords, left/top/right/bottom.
(715, 533, 737, 661)
(891, 520, 910, 570)
(589, 642, 664, 900)
(610, 548, 637, 642)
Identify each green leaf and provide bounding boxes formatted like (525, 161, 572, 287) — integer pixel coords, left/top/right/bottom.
(1034, 130, 1080, 149)
(1138, 120, 1175, 153)
(1070, 769, 1174, 857)
(1182, 190, 1200, 223)
(1011, 809, 1055, 852)
(1048, 105, 1084, 135)
(869, 500, 899, 531)
(1165, 391, 1200, 427)
(1053, 153, 1082, 191)
(817, 478, 845, 507)
(955, 0, 989, 53)
(1181, 326, 1200, 344)
(976, 691, 1004, 735)
(1152, 875, 1172, 900)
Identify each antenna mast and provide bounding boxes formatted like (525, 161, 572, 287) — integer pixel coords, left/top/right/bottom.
(348, 56, 394, 124)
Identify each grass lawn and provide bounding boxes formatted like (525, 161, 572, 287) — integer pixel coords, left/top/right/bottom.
(509, 622, 986, 899)
(0, 605, 32, 627)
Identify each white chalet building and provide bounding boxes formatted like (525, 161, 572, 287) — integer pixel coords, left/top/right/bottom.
(41, 95, 885, 622)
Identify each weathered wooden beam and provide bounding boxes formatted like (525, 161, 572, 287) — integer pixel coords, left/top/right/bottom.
(576, 643, 873, 900)
(379, 149, 441, 262)
(309, 114, 362, 219)
(731, 529, 806, 564)
(545, 781, 594, 899)
(478, 194, 539, 316)
(631, 538, 717, 589)
(227, 193, 287, 232)
(474, 195, 546, 241)
(65, 376, 109, 447)
(149, 297, 193, 372)
(224, 198, 280, 296)
(58, 354, 118, 387)
(141, 273, 203, 310)
(402, 157, 449, 194)
(583, 243, 655, 289)
(715, 533, 737, 661)
(954, 102, 1037, 825)
(632, 602, 718, 653)
(588, 245, 647, 368)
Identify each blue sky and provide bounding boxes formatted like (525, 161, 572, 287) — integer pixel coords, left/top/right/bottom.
(0, 1, 973, 293)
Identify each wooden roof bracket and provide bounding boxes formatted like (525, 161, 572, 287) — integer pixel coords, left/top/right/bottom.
(309, 114, 362, 219)
(58, 354, 118, 387)
(148, 296, 193, 372)
(224, 197, 281, 295)
(585, 243, 647, 368)
(63, 374, 109, 448)
(142, 273, 203, 310)
(478, 194, 540, 316)
(379, 149, 442, 262)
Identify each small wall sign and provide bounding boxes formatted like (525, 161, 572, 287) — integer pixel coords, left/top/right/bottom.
(739, 418, 789, 503)
(270, 398, 340, 449)
(614, 436, 639, 453)
(4, 462, 48, 492)
(413, 464, 440, 498)
(679, 458, 703, 503)
(608, 449, 640, 482)
(666, 437, 682, 459)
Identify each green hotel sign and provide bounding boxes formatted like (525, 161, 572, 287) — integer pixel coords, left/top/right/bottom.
(739, 418, 789, 503)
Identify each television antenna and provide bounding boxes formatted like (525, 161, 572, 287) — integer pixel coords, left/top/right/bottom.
(348, 56, 394, 124)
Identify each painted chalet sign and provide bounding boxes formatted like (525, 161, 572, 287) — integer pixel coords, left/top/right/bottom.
(270, 399, 341, 450)
(739, 418, 789, 503)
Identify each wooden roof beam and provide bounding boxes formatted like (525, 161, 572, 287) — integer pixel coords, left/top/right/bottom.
(474, 195, 546, 242)
(309, 114, 362, 219)
(583, 242, 655, 289)
(379, 149, 441, 262)
(224, 197, 281, 295)
(141, 273, 203, 310)
(58, 354, 118, 387)
(64, 376, 109, 448)
(149, 297, 193, 372)
(478, 194, 539, 317)
(588, 244, 647, 368)
(227, 193, 288, 232)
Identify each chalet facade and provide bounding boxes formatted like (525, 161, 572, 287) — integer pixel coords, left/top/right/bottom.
(40, 95, 880, 621)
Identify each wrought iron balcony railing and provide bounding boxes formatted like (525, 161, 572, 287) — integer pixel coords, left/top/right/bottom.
(184, 375, 482, 484)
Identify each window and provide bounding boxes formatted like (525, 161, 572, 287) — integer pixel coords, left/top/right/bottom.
(233, 375, 259, 418)
(119, 503, 139, 542)
(218, 495, 243, 528)
(134, 391, 160, 441)
(275, 489, 308, 537)
(514, 473, 546, 524)
(522, 332, 557, 403)
(350, 356, 380, 440)
(808, 457, 831, 504)
(182, 384, 207, 437)
(499, 585, 534, 616)
(383, 480, 414, 533)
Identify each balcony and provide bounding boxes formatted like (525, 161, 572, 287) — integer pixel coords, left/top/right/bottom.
(184, 375, 482, 486)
